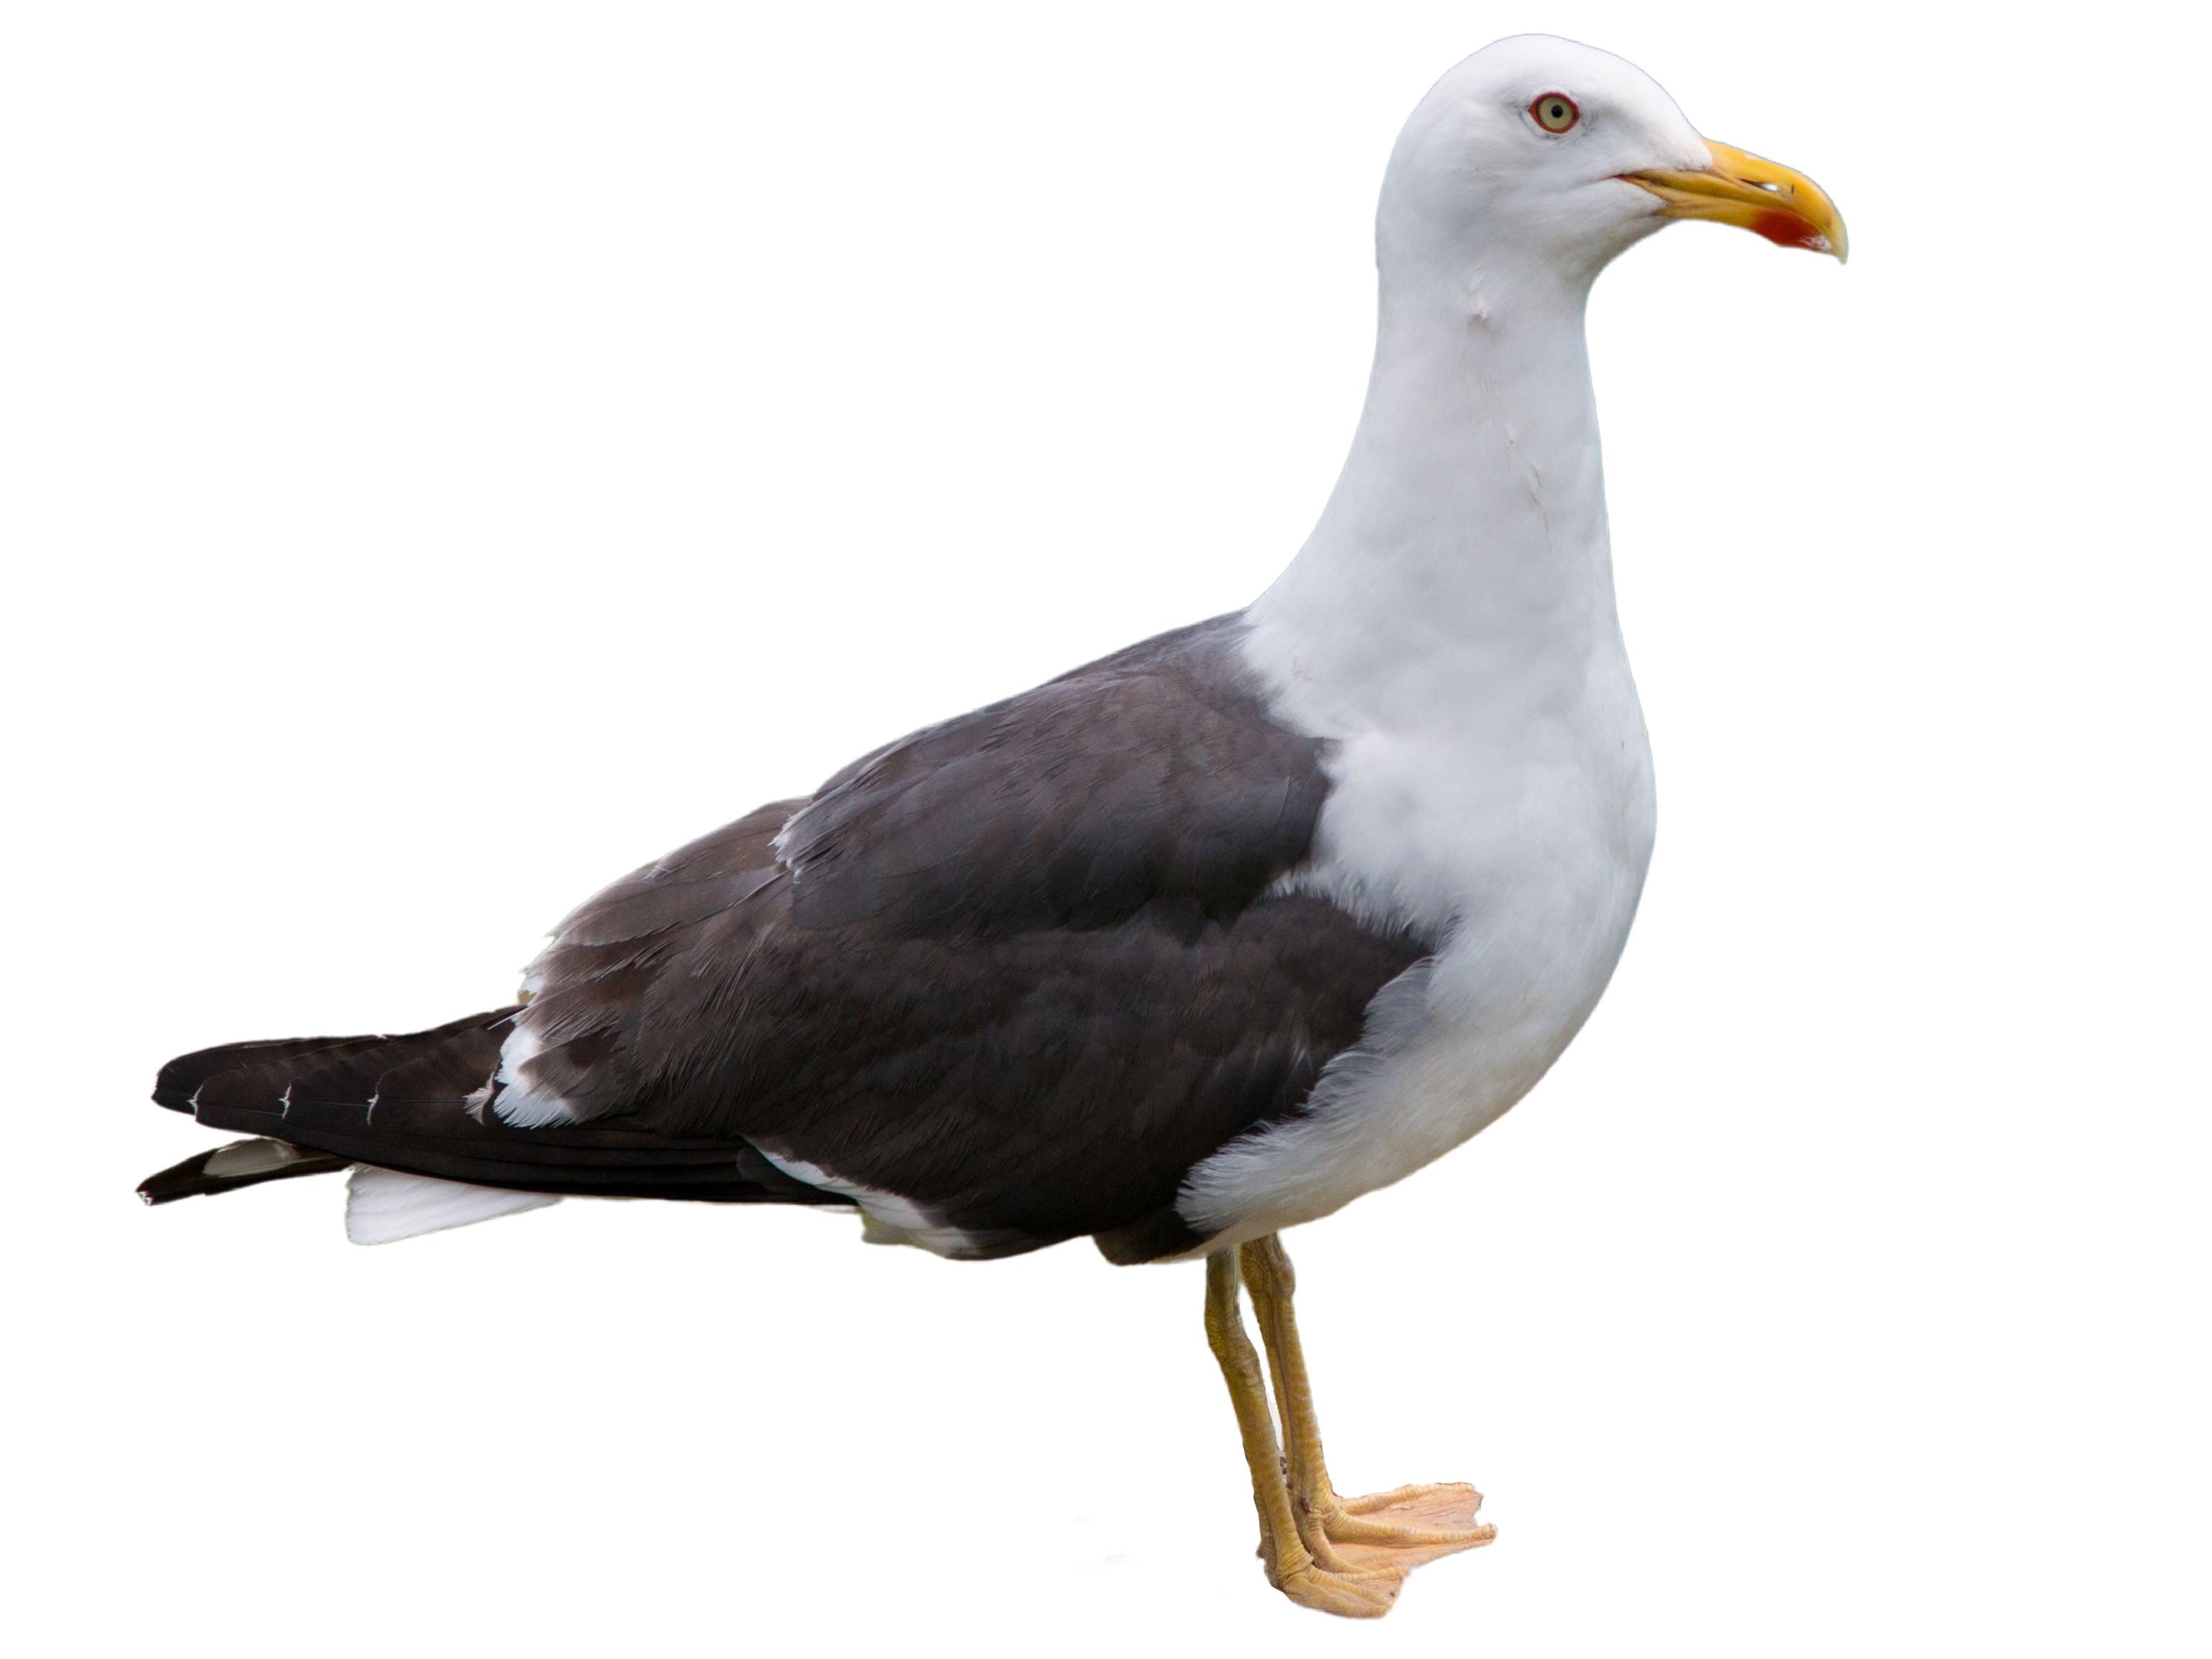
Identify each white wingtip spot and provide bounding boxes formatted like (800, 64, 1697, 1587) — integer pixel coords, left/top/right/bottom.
(203, 1139, 310, 1180)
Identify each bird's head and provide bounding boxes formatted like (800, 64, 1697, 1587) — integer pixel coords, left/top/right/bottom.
(1380, 35, 1846, 288)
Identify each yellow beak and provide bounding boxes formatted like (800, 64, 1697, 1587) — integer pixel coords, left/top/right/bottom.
(1623, 140, 1848, 262)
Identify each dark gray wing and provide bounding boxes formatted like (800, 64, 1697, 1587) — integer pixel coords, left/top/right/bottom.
(497, 615, 1428, 1260)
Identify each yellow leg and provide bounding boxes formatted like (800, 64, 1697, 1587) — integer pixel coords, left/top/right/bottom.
(1202, 1251, 1403, 1617)
(1238, 1235, 1497, 1572)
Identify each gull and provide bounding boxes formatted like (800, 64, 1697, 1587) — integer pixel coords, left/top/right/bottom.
(140, 35, 1844, 1618)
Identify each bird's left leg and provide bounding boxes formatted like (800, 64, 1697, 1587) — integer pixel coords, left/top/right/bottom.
(1202, 1250, 1406, 1616)
(1238, 1234, 1497, 1571)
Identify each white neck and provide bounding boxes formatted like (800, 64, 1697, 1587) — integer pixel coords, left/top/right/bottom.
(1245, 255, 1624, 737)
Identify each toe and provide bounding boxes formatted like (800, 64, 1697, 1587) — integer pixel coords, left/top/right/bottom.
(1338, 1481, 1484, 1525)
(1319, 1481, 1496, 1571)
(1277, 1563, 1405, 1619)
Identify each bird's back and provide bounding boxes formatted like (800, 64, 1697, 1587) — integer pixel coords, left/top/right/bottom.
(144, 615, 1439, 1261)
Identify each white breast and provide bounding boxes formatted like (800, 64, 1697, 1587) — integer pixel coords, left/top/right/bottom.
(1173, 212, 1662, 1250)
(1174, 624, 1656, 1250)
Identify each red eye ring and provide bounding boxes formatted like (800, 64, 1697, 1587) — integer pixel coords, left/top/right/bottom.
(1529, 92, 1580, 134)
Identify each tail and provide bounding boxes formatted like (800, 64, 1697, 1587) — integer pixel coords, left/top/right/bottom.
(140, 1007, 845, 1243)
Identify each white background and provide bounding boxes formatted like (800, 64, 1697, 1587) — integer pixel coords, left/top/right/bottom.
(4, 3, 2206, 1653)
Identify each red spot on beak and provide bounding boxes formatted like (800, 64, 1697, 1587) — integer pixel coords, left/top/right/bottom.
(1752, 209, 1826, 252)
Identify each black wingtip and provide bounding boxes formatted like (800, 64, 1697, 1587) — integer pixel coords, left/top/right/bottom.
(137, 1140, 350, 1206)
(151, 1034, 387, 1116)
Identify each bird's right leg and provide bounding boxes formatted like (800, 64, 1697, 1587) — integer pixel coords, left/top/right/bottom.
(1202, 1250, 1405, 1617)
(1238, 1235, 1495, 1571)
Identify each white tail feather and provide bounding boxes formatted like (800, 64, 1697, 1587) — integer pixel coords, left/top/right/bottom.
(345, 1166, 560, 1245)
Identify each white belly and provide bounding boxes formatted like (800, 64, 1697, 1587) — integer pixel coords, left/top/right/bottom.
(1174, 660, 1657, 1250)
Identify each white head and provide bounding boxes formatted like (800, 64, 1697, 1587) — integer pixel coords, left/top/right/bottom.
(1379, 35, 1845, 290)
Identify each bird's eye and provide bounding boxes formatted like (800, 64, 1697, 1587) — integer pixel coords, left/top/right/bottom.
(1529, 93, 1580, 134)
